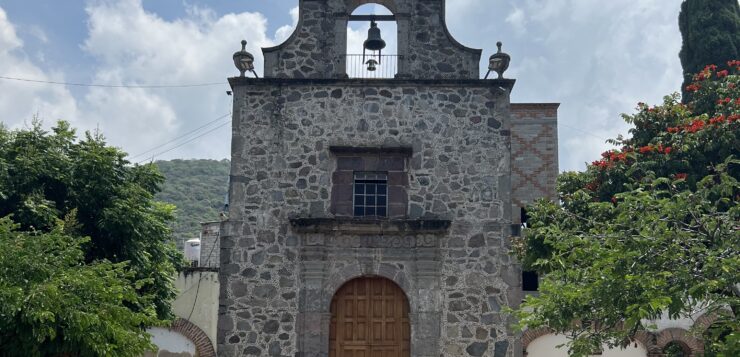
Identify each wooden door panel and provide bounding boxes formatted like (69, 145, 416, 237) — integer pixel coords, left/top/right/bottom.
(329, 277, 410, 357)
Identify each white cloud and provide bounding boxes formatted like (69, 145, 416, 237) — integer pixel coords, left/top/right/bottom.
(2, 0, 686, 171)
(0, 6, 79, 129)
(78, 0, 278, 159)
(27, 25, 48, 44)
(0, 7, 22, 50)
(444, 0, 683, 171)
(505, 8, 526, 35)
(274, 6, 299, 43)
(2, 0, 299, 161)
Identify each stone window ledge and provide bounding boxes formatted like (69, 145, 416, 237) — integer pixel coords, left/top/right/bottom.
(329, 145, 413, 157)
(289, 217, 451, 235)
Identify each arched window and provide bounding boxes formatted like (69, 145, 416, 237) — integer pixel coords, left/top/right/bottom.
(663, 341, 690, 357)
(346, 4, 398, 78)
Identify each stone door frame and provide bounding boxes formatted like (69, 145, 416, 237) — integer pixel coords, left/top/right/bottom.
(295, 256, 441, 357)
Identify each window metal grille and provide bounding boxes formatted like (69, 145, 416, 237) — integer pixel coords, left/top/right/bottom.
(353, 172, 388, 217)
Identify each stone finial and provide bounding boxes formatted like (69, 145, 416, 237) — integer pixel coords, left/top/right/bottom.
(485, 41, 511, 79)
(233, 39, 255, 77)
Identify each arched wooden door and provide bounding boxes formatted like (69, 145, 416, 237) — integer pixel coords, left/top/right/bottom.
(329, 277, 410, 357)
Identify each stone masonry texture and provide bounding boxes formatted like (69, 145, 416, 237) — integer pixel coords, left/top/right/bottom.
(263, 0, 481, 80)
(218, 1, 557, 356)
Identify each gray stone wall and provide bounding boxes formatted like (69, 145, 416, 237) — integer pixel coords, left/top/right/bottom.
(219, 77, 524, 357)
(263, 0, 481, 79)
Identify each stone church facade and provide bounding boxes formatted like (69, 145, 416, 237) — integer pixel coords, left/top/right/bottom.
(217, 0, 558, 356)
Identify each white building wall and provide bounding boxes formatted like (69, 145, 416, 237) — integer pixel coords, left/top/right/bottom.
(147, 270, 220, 356)
(146, 327, 197, 356)
(171, 270, 219, 347)
(527, 334, 647, 357)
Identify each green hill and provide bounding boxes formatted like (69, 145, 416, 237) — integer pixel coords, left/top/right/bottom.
(154, 159, 230, 246)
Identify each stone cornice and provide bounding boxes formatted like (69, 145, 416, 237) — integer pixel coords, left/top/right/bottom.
(228, 77, 516, 91)
(329, 145, 413, 157)
(289, 217, 451, 234)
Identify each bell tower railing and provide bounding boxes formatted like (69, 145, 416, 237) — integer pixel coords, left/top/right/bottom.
(344, 54, 400, 79)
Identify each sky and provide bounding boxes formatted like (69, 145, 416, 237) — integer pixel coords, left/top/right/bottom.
(0, 0, 684, 171)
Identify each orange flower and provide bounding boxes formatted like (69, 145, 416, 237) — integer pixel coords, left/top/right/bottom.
(717, 97, 732, 105)
(686, 119, 706, 133)
(685, 84, 701, 92)
(709, 115, 726, 124)
(638, 146, 653, 154)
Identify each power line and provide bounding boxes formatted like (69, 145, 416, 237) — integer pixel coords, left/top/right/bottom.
(137, 120, 231, 164)
(0, 75, 224, 88)
(559, 123, 610, 142)
(129, 113, 232, 160)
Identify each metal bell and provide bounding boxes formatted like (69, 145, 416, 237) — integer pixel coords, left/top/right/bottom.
(363, 20, 386, 52)
(366, 59, 378, 72)
(362, 20, 386, 68)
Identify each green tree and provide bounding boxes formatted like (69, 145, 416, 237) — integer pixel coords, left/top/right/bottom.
(679, 0, 740, 102)
(515, 63, 740, 356)
(0, 121, 182, 319)
(0, 217, 158, 356)
(154, 159, 230, 245)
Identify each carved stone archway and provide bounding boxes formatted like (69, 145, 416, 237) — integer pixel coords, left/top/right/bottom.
(322, 263, 416, 313)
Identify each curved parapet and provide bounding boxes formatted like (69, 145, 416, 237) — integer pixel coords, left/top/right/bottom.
(263, 0, 482, 79)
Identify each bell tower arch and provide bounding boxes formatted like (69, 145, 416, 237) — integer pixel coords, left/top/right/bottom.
(262, 0, 481, 79)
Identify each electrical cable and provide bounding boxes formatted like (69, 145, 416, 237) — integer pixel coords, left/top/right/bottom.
(0, 75, 224, 88)
(559, 122, 610, 142)
(129, 113, 232, 159)
(136, 119, 231, 164)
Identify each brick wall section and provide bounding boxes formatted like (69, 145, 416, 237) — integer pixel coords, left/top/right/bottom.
(170, 318, 216, 357)
(510, 103, 559, 223)
(199, 221, 220, 268)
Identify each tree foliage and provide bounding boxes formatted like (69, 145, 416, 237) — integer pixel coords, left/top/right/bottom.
(154, 159, 229, 246)
(0, 218, 158, 357)
(679, 0, 740, 102)
(0, 121, 183, 354)
(515, 63, 740, 356)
